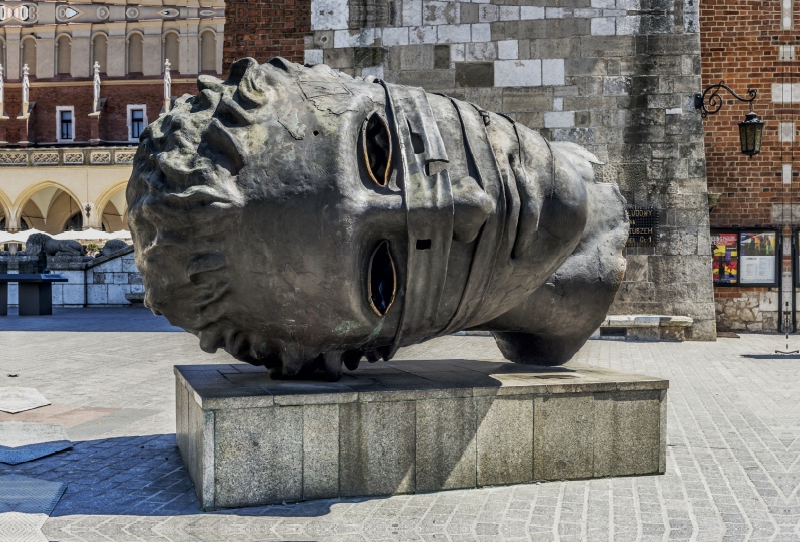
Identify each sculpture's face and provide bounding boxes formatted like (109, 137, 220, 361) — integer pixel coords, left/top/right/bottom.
(128, 58, 409, 375)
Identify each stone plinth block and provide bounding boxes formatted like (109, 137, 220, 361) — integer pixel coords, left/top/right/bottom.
(175, 360, 668, 510)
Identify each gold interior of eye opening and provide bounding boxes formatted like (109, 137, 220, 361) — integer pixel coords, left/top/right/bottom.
(367, 240, 397, 317)
(362, 112, 393, 187)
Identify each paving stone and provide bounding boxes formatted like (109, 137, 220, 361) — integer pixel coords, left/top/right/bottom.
(0, 310, 799, 540)
(0, 475, 66, 542)
(0, 388, 50, 414)
(0, 422, 71, 465)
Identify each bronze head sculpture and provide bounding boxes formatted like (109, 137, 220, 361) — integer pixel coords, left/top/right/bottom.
(127, 57, 628, 381)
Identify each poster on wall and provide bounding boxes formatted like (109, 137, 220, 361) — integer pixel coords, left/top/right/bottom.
(711, 230, 738, 285)
(739, 230, 778, 285)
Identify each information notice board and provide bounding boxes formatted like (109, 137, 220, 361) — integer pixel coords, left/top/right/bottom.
(739, 230, 778, 285)
(710, 228, 779, 288)
(711, 230, 738, 286)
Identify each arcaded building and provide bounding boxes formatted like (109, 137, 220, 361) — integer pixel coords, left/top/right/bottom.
(0, 1, 224, 235)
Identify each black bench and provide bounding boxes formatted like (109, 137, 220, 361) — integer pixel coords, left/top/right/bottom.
(0, 274, 69, 316)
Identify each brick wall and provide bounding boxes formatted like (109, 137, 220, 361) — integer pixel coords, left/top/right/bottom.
(702, 0, 798, 227)
(223, 0, 311, 69)
(305, 0, 716, 339)
(701, 0, 800, 332)
(0, 81, 196, 145)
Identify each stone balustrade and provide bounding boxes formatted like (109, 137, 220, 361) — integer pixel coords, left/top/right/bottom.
(0, 146, 136, 167)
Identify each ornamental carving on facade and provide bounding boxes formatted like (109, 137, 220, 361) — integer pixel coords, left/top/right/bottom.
(90, 151, 111, 164)
(31, 152, 58, 165)
(63, 152, 84, 164)
(115, 152, 135, 164)
(0, 153, 27, 165)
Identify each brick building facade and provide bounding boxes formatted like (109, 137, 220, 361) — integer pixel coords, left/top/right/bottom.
(701, 0, 800, 332)
(0, 1, 224, 235)
(222, 0, 310, 68)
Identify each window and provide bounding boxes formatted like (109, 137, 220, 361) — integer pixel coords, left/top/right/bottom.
(131, 109, 144, 139)
(60, 110, 72, 140)
(127, 105, 148, 142)
(56, 106, 75, 142)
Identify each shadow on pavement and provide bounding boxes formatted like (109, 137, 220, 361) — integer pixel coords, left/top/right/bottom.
(0, 307, 184, 333)
(741, 354, 800, 359)
(2, 433, 350, 518)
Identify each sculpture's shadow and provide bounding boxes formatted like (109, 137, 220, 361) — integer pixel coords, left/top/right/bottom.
(10, 362, 587, 519)
(2, 433, 351, 518)
(0, 307, 183, 332)
(741, 354, 800, 359)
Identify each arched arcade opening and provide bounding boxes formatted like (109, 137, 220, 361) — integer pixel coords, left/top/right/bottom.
(17, 184, 84, 234)
(100, 187, 127, 232)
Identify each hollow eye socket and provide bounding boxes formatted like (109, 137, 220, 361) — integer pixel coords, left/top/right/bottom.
(367, 240, 396, 317)
(362, 112, 393, 187)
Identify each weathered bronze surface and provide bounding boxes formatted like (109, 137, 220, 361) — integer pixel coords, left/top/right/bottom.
(127, 57, 629, 381)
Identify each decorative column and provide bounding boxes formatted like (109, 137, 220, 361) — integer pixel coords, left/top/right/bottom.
(17, 64, 34, 147)
(88, 61, 106, 145)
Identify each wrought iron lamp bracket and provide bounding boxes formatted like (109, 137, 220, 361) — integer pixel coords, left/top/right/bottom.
(694, 81, 757, 118)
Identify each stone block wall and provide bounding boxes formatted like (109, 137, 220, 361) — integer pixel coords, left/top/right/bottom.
(304, 0, 715, 339)
(82, 249, 144, 307)
(714, 289, 781, 333)
(4, 247, 143, 308)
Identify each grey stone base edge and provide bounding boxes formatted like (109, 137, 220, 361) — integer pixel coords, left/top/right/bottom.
(175, 360, 668, 511)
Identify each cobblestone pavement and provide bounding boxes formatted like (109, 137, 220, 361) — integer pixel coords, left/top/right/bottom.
(0, 309, 799, 541)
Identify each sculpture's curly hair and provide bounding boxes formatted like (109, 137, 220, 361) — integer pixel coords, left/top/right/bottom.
(127, 57, 353, 363)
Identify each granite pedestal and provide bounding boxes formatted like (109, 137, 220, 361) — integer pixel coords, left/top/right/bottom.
(175, 359, 668, 511)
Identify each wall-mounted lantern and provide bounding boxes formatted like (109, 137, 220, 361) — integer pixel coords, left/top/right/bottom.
(695, 81, 764, 158)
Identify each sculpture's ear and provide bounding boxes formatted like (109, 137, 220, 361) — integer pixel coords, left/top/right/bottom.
(266, 57, 299, 73)
(227, 58, 275, 107)
(548, 141, 605, 165)
(227, 58, 260, 84)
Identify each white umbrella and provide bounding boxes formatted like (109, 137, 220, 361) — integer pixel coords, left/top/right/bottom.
(108, 229, 132, 240)
(12, 228, 47, 242)
(0, 231, 28, 244)
(54, 228, 111, 241)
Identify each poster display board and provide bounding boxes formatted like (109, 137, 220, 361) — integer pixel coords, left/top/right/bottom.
(739, 230, 778, 286)
(711, 229, 738, 286)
